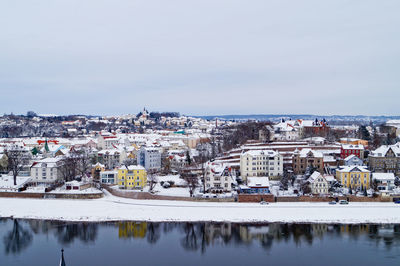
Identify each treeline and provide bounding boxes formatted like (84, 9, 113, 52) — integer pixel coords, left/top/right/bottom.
(221, 121, 272, 151)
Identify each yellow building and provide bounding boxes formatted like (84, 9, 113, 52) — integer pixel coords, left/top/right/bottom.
(336, 165, 371, 190)
(118, 165, 147, 189)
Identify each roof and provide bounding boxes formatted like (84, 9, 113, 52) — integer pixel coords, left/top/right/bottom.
(119, 165, 146, 171)
(297, 148, 323, 158)
(241, 150, 279, 157)
(342, 144, 364, 150)
(336, 165, 370, 173)
(372, 173, 395, 181)
(370, 145, 400, 157)
(247, 176, 270, 188)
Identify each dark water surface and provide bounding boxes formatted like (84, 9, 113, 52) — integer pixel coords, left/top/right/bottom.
(1, 219, 400, 266)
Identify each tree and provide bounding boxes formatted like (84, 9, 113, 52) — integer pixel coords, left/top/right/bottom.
(26, 111, 37, 118)
(182, 172, 198, 197)
(280, 170, 290, 190)
(357, 125, 371, 141)
(300, 181, 311, 194)
(147, 170, 158, 193)
(186, 150, 192, 166)
(5, 146, 29, 186)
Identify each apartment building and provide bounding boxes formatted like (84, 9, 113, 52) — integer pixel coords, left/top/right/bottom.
(240, 150, 283, 180)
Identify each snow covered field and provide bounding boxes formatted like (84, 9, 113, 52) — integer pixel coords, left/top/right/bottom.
(1, 191, 400, 224)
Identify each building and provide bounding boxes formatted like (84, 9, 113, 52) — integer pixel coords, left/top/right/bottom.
(369, 145, 400, 175)
(205, 162, 236, 193)
(344, 155, 363, 166)
(372, 173, 396, 194)
(340, 144, 364, 159)
(97, 135, 119, 150)
(239, 176, 270, 194)
(118, 165, 147, 190)
(137, 146, 161, 172)
(292, 148, 324, 175)
(340, 138, 369, 149)
(100, 170, 118, 184)
(308, 171, 329, 195)
(30, 157, 63, 184)
(240, 150, 283, 180)
(336, 166, 371, 190)
(97, 149, 126, 170)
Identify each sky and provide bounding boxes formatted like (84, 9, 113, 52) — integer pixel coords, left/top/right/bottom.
(0, 0, 399, 116)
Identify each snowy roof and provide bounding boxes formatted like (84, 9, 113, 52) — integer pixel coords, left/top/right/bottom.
(119, 165, 146, 171)
(247, 177, 270, 188)
(297, 148, 323, 158)
(336, 165, 370, 173)
(342, 144, 364, 150)
(372, 173, 395, 181)
(370, 145, 400, 157)
(241, 150, 279, 157)
(308, 171, 328, 184)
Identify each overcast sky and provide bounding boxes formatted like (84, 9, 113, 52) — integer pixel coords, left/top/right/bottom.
(0, 0, 399, 116)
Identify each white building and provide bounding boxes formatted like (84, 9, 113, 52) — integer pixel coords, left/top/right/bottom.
(372, 173, 396, 193)
(100, 170, 118, 184)
(308, 171, 329, 195)
(137, 146, 161, 171)
(30, 157, 63, 184)
(240, 150, 283, 180)
(205, 162, 236, 193)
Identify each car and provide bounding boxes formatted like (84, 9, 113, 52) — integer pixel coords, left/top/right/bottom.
(260, 201, 269, 205)
(339, 200, 349, 205)
(329, 201, 337, 205)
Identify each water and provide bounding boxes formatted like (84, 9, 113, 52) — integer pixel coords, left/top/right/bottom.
(1, 219, 400, 266)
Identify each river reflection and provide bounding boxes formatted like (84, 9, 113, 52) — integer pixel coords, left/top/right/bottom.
(1, 219, 400, 265)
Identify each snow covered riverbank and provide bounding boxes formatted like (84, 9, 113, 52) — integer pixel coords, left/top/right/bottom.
(1, 191, 400, 224)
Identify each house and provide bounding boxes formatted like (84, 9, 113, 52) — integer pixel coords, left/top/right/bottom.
(340, 144, 364, 159)
(91, 162, 105, 181)
(240, 150, 283, 180)
(30, 157, 63, 184)
(369, 145, 400, 175)
(65, 180, 91, 190)
(97, 134, 119, 150)
(137, 146, 161, 172)
(239, 176, 270, 194)
(292, 148, 324, 175)
(308, 171, 329, 195)
(100, 170, 118, 185)
(340, 138, 369, 149)
(97, 149, 126, 170)
(118, 165, 147, 190)
(372, 173, 396, 194)
(205, 162, 236, 193)
(336, 166, 371, 190)
(344, 154, 363, 166)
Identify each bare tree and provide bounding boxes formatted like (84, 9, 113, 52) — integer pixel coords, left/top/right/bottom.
(59, 156, 79, 182)
(5, 146, 29, 186)
(182, 171, 198, 197)
(147, 170, 158, 193)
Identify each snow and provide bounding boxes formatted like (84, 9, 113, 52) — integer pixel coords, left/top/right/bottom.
(51, 186, 103, 194)
(0, 175, 31, 191)
(1, 191, 400, 224)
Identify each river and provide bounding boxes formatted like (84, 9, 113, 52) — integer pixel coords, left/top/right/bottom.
(0, 219, 400, 265)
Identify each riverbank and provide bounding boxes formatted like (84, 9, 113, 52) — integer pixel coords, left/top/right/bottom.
(1, 191, 400, 224)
